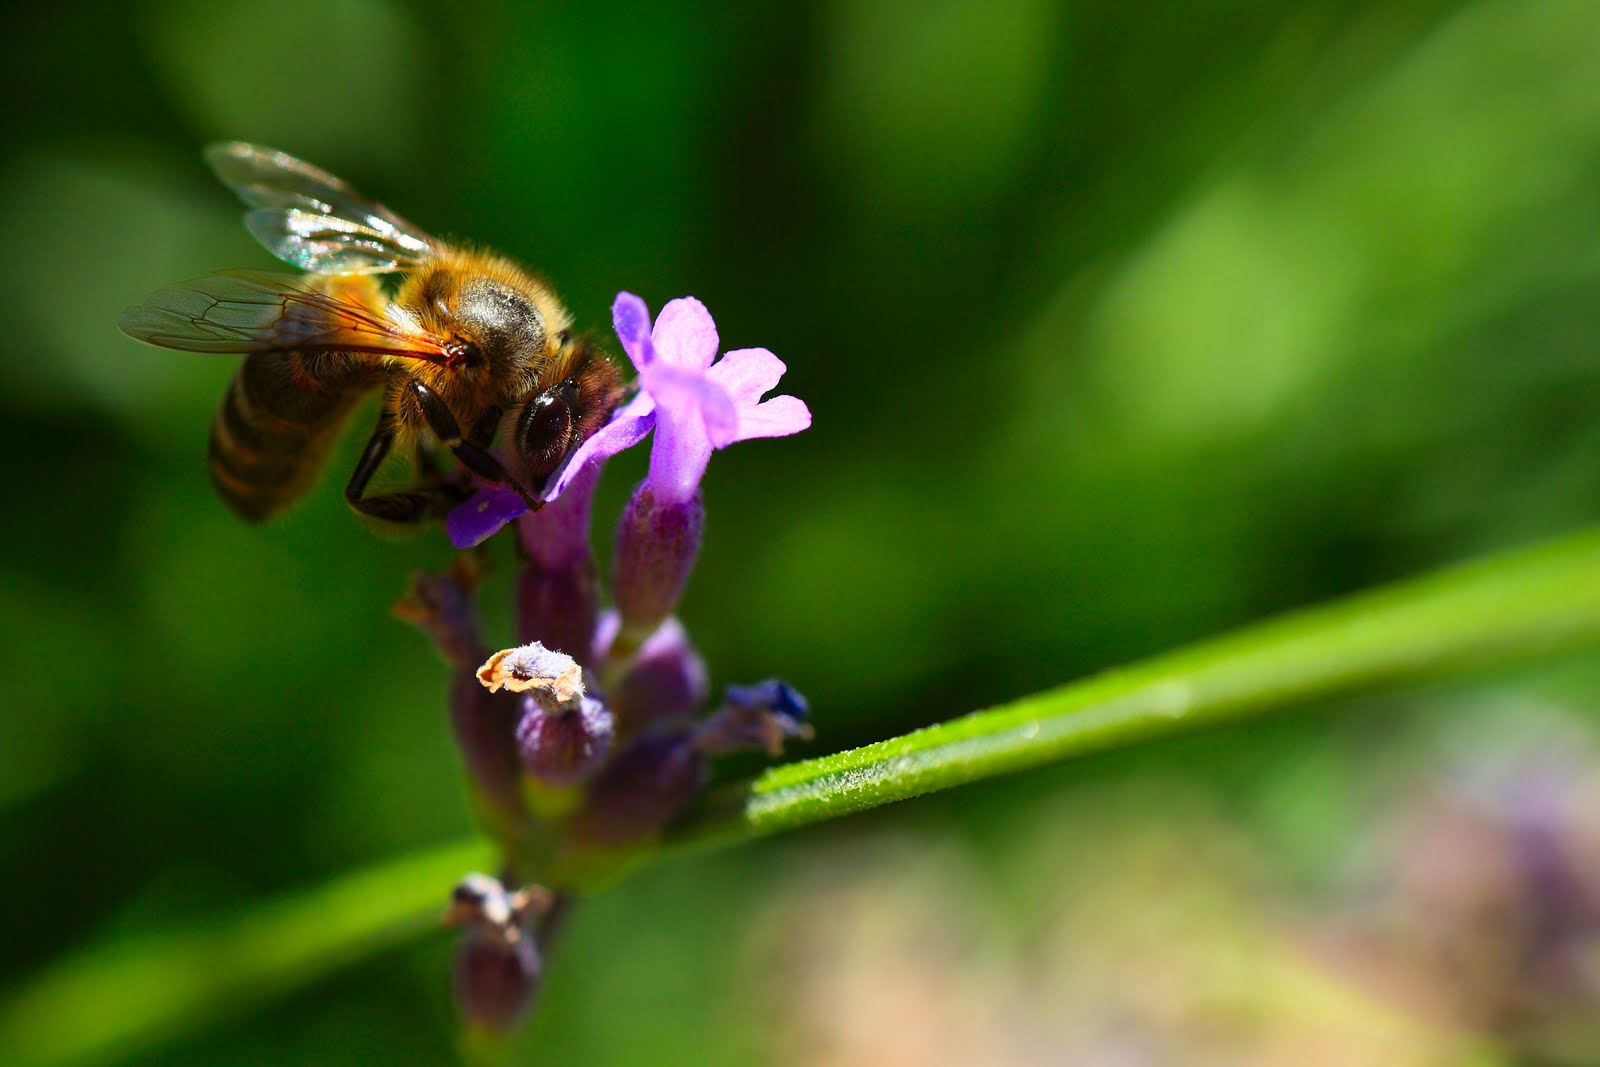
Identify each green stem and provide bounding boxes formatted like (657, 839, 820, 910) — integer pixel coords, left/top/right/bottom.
(0, 838, 493, 1067)
(10, 527, 1600, 1067)
(689, 526, 1600, 841)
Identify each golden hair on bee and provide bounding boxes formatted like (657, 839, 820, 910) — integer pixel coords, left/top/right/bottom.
(119, 143, 623, 527)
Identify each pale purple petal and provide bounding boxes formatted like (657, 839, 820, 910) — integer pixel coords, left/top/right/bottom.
(620, 292, 810, 502)
(651, 297, 718, 370)
(704, 348, 785, 408)
(646, 393, 714, 505)
(728, 394, 812, 443)
(641, 362, 737, 443)
(448, 486, 528, 549)
(541, 390, 656, 502)
(611, 292, 654, 370)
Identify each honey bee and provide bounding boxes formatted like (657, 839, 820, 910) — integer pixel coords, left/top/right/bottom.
(119, 142, 623, 525)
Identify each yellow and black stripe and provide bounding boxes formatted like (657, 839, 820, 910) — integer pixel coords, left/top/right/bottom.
(207, 351, 377, 521)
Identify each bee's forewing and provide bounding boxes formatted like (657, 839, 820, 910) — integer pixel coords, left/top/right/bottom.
(118, 269, 448, 363)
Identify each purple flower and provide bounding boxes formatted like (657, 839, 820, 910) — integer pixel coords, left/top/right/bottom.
(608, 293, 811, 636)
(618, 292, 811, 506)
(445, 292, 809, 547)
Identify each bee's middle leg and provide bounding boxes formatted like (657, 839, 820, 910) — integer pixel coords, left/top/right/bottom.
(345, 413, 466, 525)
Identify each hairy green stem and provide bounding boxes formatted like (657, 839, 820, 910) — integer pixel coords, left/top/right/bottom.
(682, 526, 1600, 842)
(0, 839, 493, 1067)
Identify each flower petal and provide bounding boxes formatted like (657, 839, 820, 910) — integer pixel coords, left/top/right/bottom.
(727, 394, 811, 444)
(641, 362, 738, 443)
(641, 365, 720, 504)
(448, 486, 528, 548)
(646, 403, 712, 505)
(541, 390, 656, 501)
(651, 297, 718, 370)
(704, 347, 786, 409)
(611, 292, 655, 370)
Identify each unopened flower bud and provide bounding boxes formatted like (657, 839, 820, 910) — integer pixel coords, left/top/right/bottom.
(396, 565, 526, 832)
(574, 730, 707, 846)
(445, 873, 553, 1034)
(608, 617, 710, 731)
(454, 933, 541, 1034)
(514, 462, 602, 663)
(518, 460, 600, 572)
(516, 558, 599, 670)
(516, 693, 614, 787)
(612, 486, 704, 645)
(449, 673, 528, 833)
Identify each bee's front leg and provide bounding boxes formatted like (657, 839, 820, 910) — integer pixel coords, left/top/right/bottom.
(410, 382, 543, 511)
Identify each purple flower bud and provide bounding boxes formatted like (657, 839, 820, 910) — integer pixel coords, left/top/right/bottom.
(574, 730, 708, 846)
(395, 566, 529, 833)
(454, 932, 541, 1034)
(516, 693, 615, 788)
(694, 679, 814, 758)
(449, 672, 528, 832)
(607, 617, 710, 732)
(516, 558, 599, 669)
(518, 458, 600, 573)
(612, 485, 704, 644)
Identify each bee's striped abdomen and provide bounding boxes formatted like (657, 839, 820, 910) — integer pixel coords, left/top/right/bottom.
(207, 351, 376, 521)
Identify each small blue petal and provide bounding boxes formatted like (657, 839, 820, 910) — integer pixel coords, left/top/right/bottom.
(447, 486, 528, 549)
(725, 679, 810, 723)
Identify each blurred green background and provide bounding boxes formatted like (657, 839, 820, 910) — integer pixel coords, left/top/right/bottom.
(7, 0, 1600, 1063)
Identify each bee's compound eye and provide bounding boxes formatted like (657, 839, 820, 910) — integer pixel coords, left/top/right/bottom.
(517, 382, 578, 482)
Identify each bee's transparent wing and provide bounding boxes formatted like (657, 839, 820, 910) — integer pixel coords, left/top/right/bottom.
(206, 142, 438, 275)
(118, 269, 449, 363)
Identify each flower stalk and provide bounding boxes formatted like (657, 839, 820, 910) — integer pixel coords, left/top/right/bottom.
(407, 290, 812, 1033)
